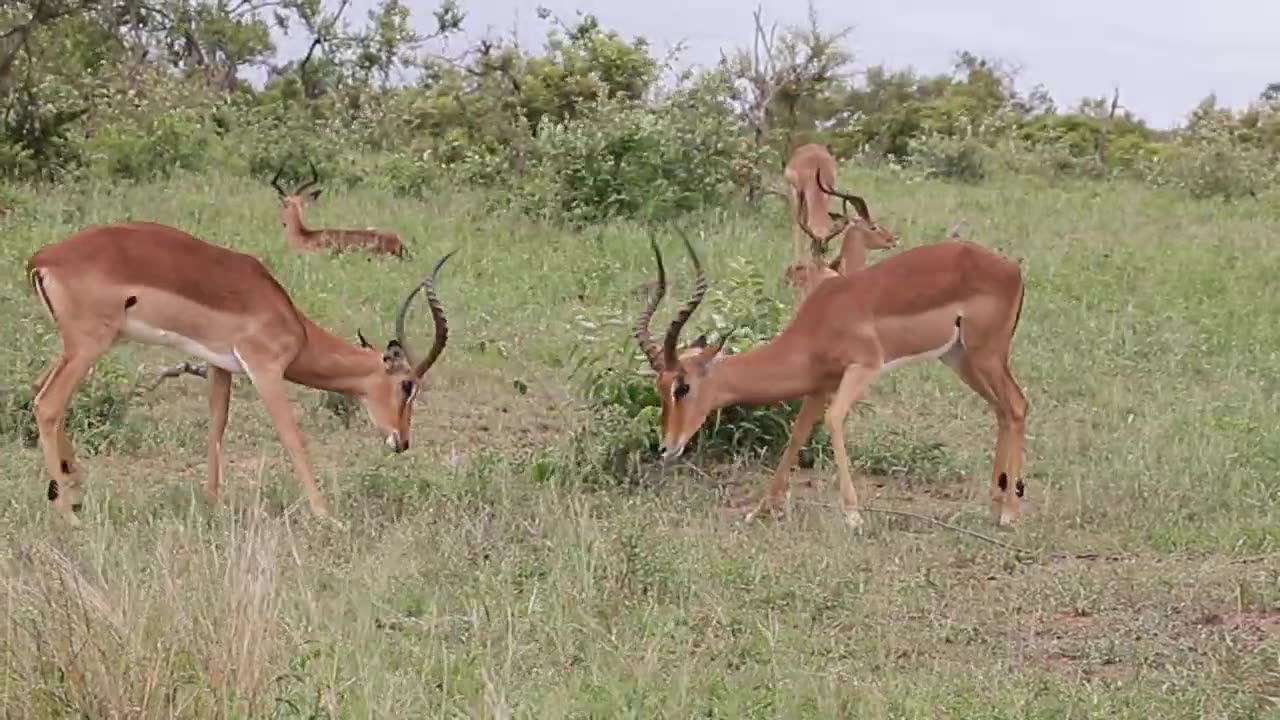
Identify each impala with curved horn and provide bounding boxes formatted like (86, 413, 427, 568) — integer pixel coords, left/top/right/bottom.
(272, 159, 409, 258)
(782, 143, 839, 265)
(783, 169, 898, 293)
(635, 232, 1029, 528)
(26, 220, 455, 525)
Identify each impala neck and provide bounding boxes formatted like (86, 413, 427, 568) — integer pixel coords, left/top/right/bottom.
(839, 236, 867, 273)
(285, 319, 382, 395)
(705, 338, 820, 409)
(283, 203, 310, 240)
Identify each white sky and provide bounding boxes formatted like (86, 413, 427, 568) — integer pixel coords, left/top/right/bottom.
(271, 0, 1280, 130)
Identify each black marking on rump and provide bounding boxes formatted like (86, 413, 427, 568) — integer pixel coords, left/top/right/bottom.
(997, 472, 1008, 492)
(30, 269, 56, 322)
(47, 479, 58, 501)
(60, 460, 70, 474)
(125, 295, 138, 309)
(955, 315, 962, 327)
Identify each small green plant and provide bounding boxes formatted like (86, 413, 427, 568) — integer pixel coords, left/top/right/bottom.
(0, 360, 139, 455)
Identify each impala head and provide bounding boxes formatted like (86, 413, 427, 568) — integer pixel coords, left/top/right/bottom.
(633, 234, 733, 459)
(354, 250, 457, 453)
(271, 158, 323, 227)
(812, 168, 897, 251)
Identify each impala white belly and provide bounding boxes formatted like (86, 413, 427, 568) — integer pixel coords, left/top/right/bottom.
(879, 325, 961, 374)
(120, 317, 246, 374)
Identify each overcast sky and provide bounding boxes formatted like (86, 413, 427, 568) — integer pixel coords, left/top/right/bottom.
(273, 0, 1279, 130)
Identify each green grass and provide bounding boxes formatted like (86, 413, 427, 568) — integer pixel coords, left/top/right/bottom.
(0, 169, 1277, 718)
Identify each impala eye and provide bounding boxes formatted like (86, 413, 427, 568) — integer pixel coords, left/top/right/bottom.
(673, 380, 690, 401)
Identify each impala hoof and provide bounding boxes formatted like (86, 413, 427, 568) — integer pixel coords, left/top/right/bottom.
(844, 509, 865, 532)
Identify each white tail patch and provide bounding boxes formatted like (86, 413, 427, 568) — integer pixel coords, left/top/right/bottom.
(879, 323, 962, 374)
(121, 317, 245, 374)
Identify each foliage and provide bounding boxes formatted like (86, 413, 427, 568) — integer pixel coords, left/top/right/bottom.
(4, 0, 1279, 209)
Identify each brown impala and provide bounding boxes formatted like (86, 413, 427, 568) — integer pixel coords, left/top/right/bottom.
(782, 169, 898, 293)
(26, 220, 455, 525)
(272, 159, 409, 258)
(782, 143, 845, 265)
(634, 231, 1029, 528)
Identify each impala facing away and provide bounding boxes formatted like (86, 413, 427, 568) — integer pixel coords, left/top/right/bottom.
(634, 232, 1029, 528)
(782, 143, 844, 265)
(273, 160, 409, 258)
(27, 221, 455, 525)
(782, 170, 898, 293)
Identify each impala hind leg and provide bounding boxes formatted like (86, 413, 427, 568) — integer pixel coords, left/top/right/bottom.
(745, 393, 827, 522)
(825, 365, 879, 530)
(203, 366, 232, 505)
(32, 344, 112, 525)
(945, 345, 1027, 526)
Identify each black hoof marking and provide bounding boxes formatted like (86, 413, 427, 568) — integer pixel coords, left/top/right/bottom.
(1015, 479, 1025, 498)
(47, 480, 58, 501)
(997, 472, 1008, 492)
(60, 460, 71, 474)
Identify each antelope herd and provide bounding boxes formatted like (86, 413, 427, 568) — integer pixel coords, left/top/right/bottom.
(24, 146, 1028, 530)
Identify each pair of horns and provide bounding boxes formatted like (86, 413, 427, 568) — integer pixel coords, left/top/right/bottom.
(796, 169, 875, 261)
(270, 157, 321, 198)
(359, 250, 458, 378)
(633, 233, 708, 372)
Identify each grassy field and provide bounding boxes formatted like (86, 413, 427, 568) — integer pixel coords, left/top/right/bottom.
(0, 169, 1277, 718)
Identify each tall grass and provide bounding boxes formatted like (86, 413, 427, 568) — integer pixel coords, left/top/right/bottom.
(0, 168, 1275, 717)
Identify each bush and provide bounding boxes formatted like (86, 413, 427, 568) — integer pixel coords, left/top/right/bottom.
(500, 73, 747, 225)
(906, 131, 989, 183)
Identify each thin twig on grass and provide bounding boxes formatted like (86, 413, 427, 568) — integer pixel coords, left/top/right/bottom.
(791, 498, 1034, 555)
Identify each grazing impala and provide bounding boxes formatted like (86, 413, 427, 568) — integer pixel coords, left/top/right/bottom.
(633, 231, 1029, 528)
(26, 221, 455, 525)
(782, 170, 898, 293)
(782, 143, 844, 265)
(272, 160, 409, 258)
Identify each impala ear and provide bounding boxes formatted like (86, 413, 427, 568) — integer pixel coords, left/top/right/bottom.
(356, 329, 373, 349)
(306, 188, 322, 202)
(383, 339, 407, 369)
(714, 326, 739, 356)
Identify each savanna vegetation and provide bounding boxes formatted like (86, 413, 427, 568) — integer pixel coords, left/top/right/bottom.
(0, 1, 1277, 717)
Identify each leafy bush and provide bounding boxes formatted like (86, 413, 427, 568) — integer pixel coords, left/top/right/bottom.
(509, 76, 746, 224)
(1149, 139, 1274, 201)
(907, 131, 989, 183)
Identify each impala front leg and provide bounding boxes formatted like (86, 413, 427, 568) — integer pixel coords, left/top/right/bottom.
(824, 364, 879, 531)
(745, 393, 827, 522)
(245, 369, 334, 522)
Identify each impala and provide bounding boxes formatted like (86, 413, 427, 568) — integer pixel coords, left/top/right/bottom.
(26, 220, 455, 525)
(783, 143, 846, 265)
(633, 231, 1029, 528)
(782, 170, 898, 293)
(272, 160, 409, 258)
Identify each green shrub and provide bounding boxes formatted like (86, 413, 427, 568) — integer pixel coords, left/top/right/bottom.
(906, 131, 989, 183)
